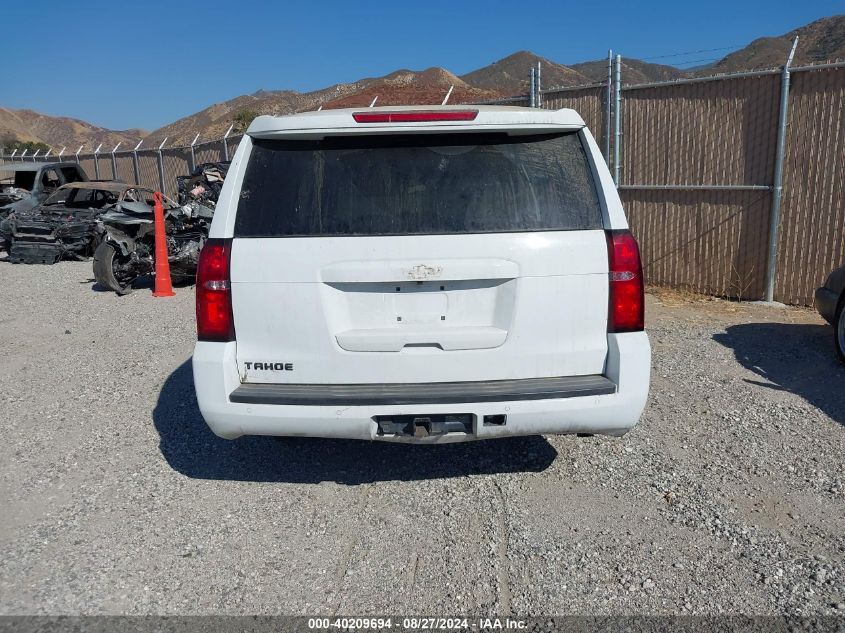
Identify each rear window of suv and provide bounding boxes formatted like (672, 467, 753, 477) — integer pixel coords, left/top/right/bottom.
(234, 132, 602, 237)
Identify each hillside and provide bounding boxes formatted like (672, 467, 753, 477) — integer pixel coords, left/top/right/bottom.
(145, 84, 364, 145)
(4, 14, 844, 149)
(460, 51, 590, 93)
(321, 67, 500, 109)
(0, 108, 145, 151)
(571, 58, 688, 85)
(704, 14, 845, 74)
(146, 67, 502, 144)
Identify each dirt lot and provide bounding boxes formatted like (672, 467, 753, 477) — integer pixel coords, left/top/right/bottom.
(0, 261, 843, 616)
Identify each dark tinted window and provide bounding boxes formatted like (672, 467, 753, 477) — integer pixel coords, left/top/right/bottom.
(44, 187, 119, 208)
(235, 132, 602, 237)
(41, 169, 60, 190)
(13, 172, 36, 190)
(60, 166, 84, 184)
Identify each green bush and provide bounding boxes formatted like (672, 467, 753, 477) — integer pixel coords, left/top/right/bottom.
(234, 110, 259, 132)
(1, 139, 50, 155)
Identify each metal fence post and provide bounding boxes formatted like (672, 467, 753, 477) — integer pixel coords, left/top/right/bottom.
(93, 143, 102, 178)
(110, 142, 121, 180)
(157, 137, 168, 193)
(764, 37, 799, 303)
(44, 147, 52, 159)
(222, 125, 234, 162)
(75, 145, 84, 164)
(9, 149, 17, 162)
(58, 146, 66, 158)
(529, 68, 536, 108)
(20, 150, 28, 162)
(32, 150, 40, 162)
(605, 50, 613, 161)
(189, 133, 199, 172)
(132, 140, 143, 184)
(536, 62, 542, 108)
(613, 55, 622, 185)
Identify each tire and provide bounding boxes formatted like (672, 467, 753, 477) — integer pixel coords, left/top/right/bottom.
(85, 232, 103, 259)
(835, 295, 845, 364)
(93, 241, 136, 295)
(170, 272, 191, 286)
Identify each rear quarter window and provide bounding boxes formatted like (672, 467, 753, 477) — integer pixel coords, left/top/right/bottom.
(234, 131, 603, 237)
(60, 166, 84, 184)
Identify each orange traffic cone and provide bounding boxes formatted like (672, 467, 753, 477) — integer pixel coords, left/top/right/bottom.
(151, 191, 175, 297)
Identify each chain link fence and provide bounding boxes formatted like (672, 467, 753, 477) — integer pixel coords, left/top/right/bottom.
(487, 56, 845, 306)
(1, 133, 245, 200)
(2, 57, 843, 305)
(619, 72, 781, 301)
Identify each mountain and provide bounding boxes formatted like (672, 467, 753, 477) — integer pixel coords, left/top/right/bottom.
(320, 67, 500, 109)
(0, 108, 145, 152)
(146, 67, 502, 145)
(4, 14, 844, 149)
(702, 14, 845, 74)
(144, 85, 359, 146)
(460, 51, 590, 94)
(571, 58, 687, 85)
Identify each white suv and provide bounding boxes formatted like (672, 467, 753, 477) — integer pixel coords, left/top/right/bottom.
(192, 106, 650, 442)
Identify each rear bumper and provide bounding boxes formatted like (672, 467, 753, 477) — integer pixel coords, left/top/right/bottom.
(192, 332, 651, 443)
(229, 374, 616, 406)
(814, 286, 839, 324)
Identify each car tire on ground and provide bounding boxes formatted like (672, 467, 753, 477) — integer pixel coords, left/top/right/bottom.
(171, 274, 192, 286)
(93, 241, 134, 295)
(835, 294, 845, 363)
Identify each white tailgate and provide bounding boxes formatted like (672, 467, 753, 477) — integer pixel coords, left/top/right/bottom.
(231, 231, 609, 384)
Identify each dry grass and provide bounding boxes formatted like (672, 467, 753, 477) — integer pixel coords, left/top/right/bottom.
(647, 284, 821, 324)
(647, 284, 754, 317)
(648, 284, 723, 306)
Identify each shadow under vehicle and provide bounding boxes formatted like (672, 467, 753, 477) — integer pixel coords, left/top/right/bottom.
(155, 359, 559, 484)
(714, 322, 844, 427)
(0, 162, 88, 216)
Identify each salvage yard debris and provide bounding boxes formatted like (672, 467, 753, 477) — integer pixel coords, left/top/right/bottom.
(0, 160, 232, 293)
(0, 162, 88, 216)
(92, 162, 230, 294)
(1, 182, 144, 264)
(177, 162, 229, 217)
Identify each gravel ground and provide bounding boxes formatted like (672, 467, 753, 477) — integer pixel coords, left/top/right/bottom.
(0, 260, 843, 616)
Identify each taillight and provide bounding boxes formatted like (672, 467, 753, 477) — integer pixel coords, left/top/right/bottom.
(606, 230, 644, 333)
(196, 238, 235, 342)
(352, 110, 478, 123)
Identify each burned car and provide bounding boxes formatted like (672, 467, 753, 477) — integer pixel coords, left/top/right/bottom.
(93, 162, 229, 294)
(0, 162, 88, 217)
(1, 181, 148, 264)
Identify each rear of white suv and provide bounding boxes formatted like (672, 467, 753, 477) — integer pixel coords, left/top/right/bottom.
(192, 106, 650, 442)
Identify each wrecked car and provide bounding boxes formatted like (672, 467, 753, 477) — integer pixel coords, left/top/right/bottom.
(93, 162, 229, 294)
(1, 181, 148, 264)
(0, 162, 88, 217)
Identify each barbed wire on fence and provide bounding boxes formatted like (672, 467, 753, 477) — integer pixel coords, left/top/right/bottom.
(4, 56, 841, 174)
(2, 56, 843, 305)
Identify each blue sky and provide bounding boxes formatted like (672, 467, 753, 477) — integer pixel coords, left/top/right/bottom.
(3, 0, 842, 131)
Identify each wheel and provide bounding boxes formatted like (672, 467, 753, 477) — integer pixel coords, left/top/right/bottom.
(835, 295, 845, 364)
(169, 271, 192, 286)
(85, 231, 103, 258)
(93, 241, 136, 294)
